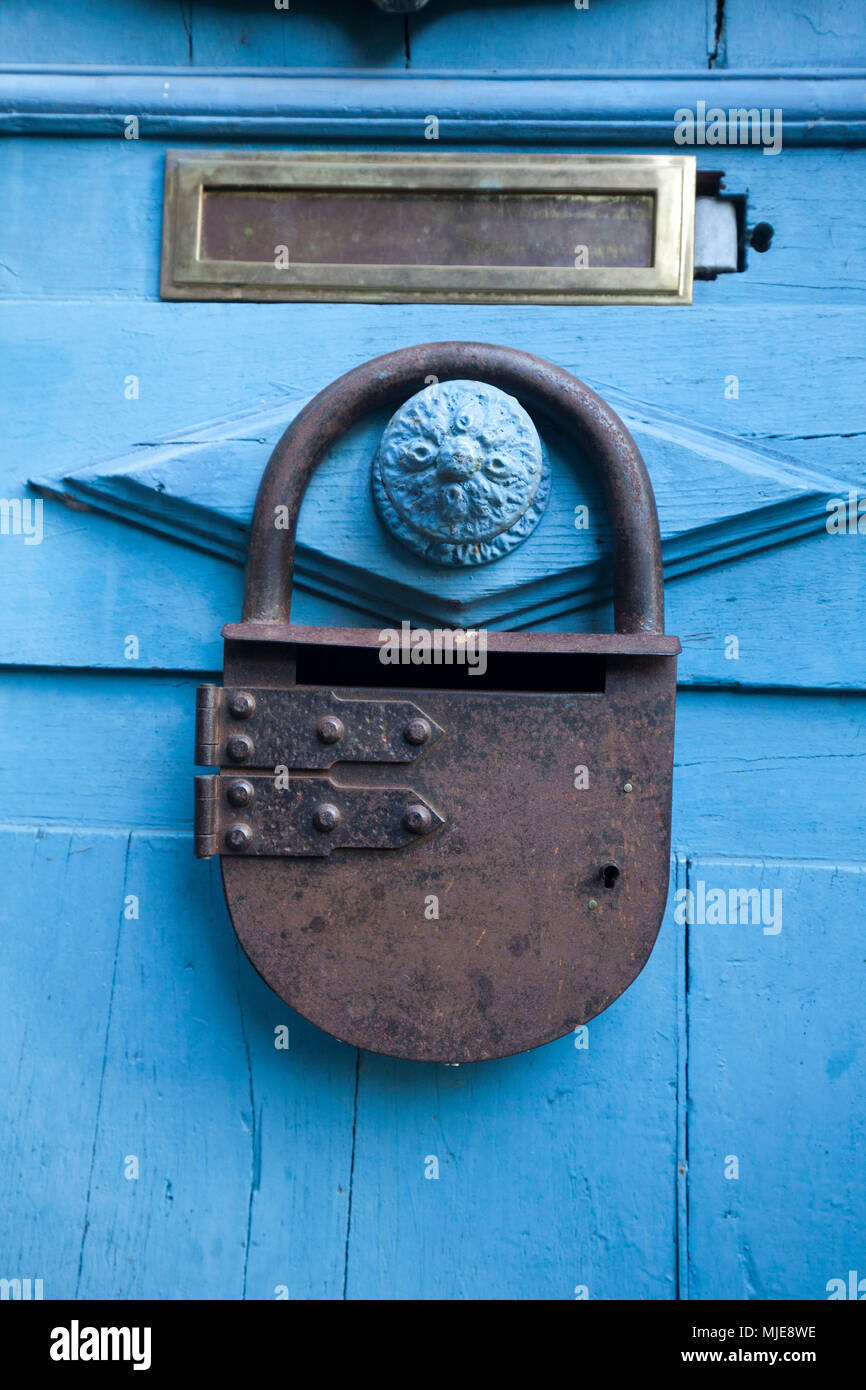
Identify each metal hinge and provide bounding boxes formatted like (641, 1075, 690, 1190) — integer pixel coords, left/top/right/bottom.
(194, 685, 445, 860)
(194, 773, 443, 860)
(194, 684, 444, 769)
(193, 775, 219, 860)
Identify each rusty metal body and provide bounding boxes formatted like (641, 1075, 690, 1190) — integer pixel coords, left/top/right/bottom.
(196, 343, 680, 1064)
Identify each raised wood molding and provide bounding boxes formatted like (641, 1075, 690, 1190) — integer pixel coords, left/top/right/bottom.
(31, 380, 855, 630)
(1, 68, 864, 143)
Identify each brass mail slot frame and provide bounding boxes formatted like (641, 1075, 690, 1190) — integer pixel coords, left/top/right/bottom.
(160, 151, 695, 305)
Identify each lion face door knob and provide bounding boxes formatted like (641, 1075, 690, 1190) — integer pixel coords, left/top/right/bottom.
(372, 379, 551, 566)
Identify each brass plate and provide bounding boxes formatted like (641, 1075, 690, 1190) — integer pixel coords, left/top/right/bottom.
(160, 152, 695, 305)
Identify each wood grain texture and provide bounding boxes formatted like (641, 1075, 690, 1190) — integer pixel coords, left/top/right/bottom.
(6, 826, 862, 1297)
(685, 857, 866, 1299)
(722, 0, 866, 69)
(2, 294, 863, 684)
(0, 828, 131, 1297)
(0, 827, 358, 1300)
(35, 379, 849, 638)
(2, 0, 864, 72)
(2, 497, 864, 685)
(0, 0, 408, 69)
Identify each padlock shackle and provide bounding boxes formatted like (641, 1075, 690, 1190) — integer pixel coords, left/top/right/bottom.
(242, 342, 665, 634)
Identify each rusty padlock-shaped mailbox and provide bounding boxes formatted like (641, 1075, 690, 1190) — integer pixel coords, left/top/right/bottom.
(195, 343, 680, 1063)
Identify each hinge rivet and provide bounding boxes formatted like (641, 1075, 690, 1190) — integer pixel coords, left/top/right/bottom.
(404, 718, 432, 746)
(317, 715, 345, 744)
(404, 803, 432, 835)
(227, 735, 253, 763)
(227, 779, 254, 808)
(313, 803, 341, 833)
(229, 691, 256, 720)
(225, 823, 253, 852)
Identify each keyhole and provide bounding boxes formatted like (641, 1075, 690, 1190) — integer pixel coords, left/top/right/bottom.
(601, 864, 620, 889)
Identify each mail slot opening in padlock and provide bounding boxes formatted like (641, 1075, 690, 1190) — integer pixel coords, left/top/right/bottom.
(292, 639, 607, 693)
(195, 343, 680, 1064)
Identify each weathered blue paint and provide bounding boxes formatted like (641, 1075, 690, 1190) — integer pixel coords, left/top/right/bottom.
(22, 355, 865, 687)
(2, 0, 865, 74)
(1, 1, 865, 1302)
(2, 71, 865, 145)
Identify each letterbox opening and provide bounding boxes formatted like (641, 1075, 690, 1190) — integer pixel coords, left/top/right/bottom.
(293, 642, 606, 694)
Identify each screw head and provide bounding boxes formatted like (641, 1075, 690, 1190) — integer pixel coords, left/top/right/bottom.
(403, 803, 432, 835)
(225, 823, 252, 852)
(312, 803, 341, 833)
(317, 715, 344, 745)
(588, 898, 599, 911)
(227, 779, 254, 809)
(229, 691, 256, 720)
(226, 735, 253, 763)
(404, 717, 432, 747)
(623, 781, 634, 794)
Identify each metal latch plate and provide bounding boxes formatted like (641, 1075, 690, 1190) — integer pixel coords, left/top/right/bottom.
(195, 773, 444, 859)
(195, 685, 444, 769)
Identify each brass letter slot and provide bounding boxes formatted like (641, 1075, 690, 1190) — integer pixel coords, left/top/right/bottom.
(161, 151, 695, 305)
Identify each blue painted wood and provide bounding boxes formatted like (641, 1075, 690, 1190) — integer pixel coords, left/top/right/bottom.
(3, 0, 864, 75)
(2, 71, 865, 144)
(3, 141, 861, 307)
(1, 3, 864, 1306)
(0, 826, 357, 1299)
(2, 295, 863, 682)
(407, 0, 707, 72)
(6, 822, 862, 1297)
(685, 857, 866, 1299)
(0, 0, 409, 70)
(34, 377, 850, 637)
(0, 824, 681, 1300)
(4, 140, 866, 301)
(0, 828, 132, 1298)
(722, 0, 866, 69)
(411, 0, 866, 72)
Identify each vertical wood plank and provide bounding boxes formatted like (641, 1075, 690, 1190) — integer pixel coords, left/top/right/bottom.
(686, 857, 866, 1299)
(0, 828, 131, 1298)
(0, 0, 408, 68)
(74, 833, 357, 1298)
(0, 827, 357, 1300)
(723, 0, 866, 67)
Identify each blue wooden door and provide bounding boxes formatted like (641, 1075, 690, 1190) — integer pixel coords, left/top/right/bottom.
(1, 0, 864, 1302)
